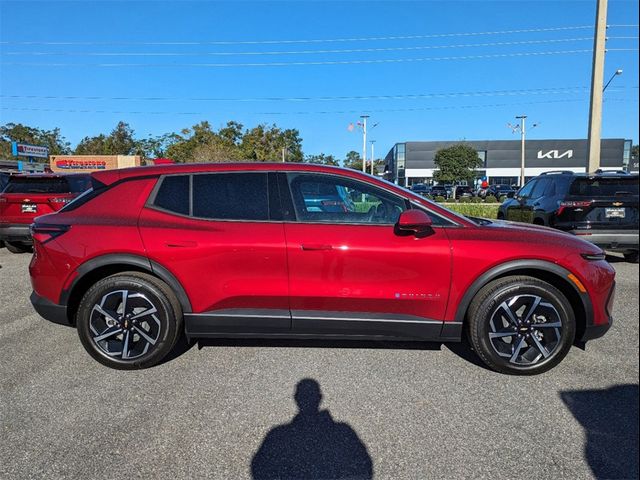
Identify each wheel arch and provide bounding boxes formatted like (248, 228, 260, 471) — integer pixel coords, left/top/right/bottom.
(455, 260, 592, 342)
(61, 254, 192, 325)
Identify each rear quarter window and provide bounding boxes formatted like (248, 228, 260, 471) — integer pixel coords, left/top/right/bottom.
(153, 175, 190, 215)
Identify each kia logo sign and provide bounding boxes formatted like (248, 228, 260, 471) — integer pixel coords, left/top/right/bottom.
(537, 149, 574, 159)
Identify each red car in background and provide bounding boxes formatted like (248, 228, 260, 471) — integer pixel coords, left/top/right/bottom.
(28, 163, 615, 374)
(0, 173, 91, 253)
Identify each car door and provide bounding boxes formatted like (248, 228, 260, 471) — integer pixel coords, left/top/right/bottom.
(522, 178, 550, 224)
(506, 180, 537, 222)
(139, 172, 291, 335)
(280, 172, 452, 340)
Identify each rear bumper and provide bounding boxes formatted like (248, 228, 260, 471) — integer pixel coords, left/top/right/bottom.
(30, 291, 71, 326)
(0, 223, 32, 243)
(569, 229, 639, 252)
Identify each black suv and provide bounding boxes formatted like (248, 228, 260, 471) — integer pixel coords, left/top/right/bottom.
(429, 185, 448, 199)
(499, 171, 639, 262)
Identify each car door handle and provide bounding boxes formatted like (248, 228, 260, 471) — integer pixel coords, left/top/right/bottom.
(301, 244, 333, 251)
(165, 240, 198, 248)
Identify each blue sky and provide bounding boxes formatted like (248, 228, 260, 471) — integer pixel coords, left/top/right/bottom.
(0, 0, 638, 160)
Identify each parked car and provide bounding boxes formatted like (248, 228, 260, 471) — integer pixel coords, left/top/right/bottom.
(29, 163, 615, 375)
(0, 173, 91, 253)
(429, 185, 448, 199)
(453, 185, 473, 200)
(410, 183, 430, 196)
(486, 184, 515, 200)
(499, 171, 639, 262)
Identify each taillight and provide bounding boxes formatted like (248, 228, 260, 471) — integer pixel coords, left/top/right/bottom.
(30, 223, 70, 244)
(557, 200, 592, 215)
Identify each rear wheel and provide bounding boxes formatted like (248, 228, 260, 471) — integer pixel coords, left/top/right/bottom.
(76, 272, 182, 369)
(624, 251, 639, 264)
(467, 276, 575, 375)
(5, 242, 32, 254)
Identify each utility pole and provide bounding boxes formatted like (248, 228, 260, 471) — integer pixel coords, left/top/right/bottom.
(516, 115, 527, 187)
(370, 140, 376, 175)
(360, 115, 369, 173)
(586, 0, 609, 173)
(282, 146, 286, 163)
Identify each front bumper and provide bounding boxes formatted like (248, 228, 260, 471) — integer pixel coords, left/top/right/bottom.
(0, 223, 32, 243)
(30, 291, 71, 326)
(570, 229, 639, 252)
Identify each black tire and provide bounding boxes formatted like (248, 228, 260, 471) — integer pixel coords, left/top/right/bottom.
(5, 242, 32, 254)
(497, 211, 505, 220)
(623, 251, 639, 264)
(467, 275, 575, 375)
(76, 272, 182, 369)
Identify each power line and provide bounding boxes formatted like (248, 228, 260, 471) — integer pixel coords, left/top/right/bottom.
(0, 97, 634, 117)
(0, 25, 597, 46)
(2, 37, 600, 57)
(3, 86, 623, 103)
(1, 49, 604, 68)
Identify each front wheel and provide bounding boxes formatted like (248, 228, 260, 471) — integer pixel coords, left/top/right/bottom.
(467, 276, 575, 375)
(76, 272, 182, 369)
(624, 251, 639, 264)
(5, 242, 32, 254)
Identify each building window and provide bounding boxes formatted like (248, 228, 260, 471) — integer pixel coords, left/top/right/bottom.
(477, 151, 487, 168)
(623, 140, 632, 169)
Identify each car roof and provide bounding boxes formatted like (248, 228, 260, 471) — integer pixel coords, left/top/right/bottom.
(93, 162, 375, 186)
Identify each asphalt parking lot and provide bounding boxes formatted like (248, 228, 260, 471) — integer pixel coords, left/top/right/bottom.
(0, 248, 638, 480)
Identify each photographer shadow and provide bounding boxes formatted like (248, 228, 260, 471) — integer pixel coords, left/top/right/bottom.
(251, 378, 373, 480)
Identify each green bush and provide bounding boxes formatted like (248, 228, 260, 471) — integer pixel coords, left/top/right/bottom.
(459, 196, 471, 203)
(434, 196, 446, 203)
(440, 203, 500, 219)
(499, 195, 507, 203)
(484, 196, 498, 203)
(470, 196, 482, 203)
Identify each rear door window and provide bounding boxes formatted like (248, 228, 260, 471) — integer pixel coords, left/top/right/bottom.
(530, 178, 549, 198)
(192, 173, 269, 221)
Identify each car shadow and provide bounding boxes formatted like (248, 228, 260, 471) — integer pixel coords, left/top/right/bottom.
(560, 384, 639, 479)
(250, 378, 373, 480)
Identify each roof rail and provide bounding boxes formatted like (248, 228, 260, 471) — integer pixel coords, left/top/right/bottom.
(594, 169, 630, 175)
(540, 170, 574, 175)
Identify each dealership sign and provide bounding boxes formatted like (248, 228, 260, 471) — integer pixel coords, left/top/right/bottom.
(11, 141, 49, 159)
(537, 149, 574, 159)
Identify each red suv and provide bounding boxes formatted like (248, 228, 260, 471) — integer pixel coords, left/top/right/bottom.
(1, 173, 91, 253)
(29, 164, 616, 374)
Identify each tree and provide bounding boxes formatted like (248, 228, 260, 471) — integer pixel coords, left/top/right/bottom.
(304, 153, 338, 166)
(74, 121, 136, 155)
(433, 143, 483, 184)
(343, 150, 362, 171)
(0, 123, 71, 159)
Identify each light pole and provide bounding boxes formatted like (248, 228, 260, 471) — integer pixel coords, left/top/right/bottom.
(586, 0, 609, 173)
(603, 68, 623, 92)
(370, 140, 376, 175)
(360, 115, 369, 173)
(508, 116, 538, 187)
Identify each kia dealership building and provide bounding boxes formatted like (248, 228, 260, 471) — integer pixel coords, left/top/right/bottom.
(384, 138, 635, 186)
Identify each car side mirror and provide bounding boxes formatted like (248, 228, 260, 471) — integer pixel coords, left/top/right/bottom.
(507, 191, 515, 199)
(396, 209, 433, 234)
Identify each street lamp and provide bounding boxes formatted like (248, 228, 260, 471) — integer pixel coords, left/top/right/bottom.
(603, 68, 623, 92)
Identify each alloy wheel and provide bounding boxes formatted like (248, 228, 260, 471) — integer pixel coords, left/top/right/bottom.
(89, 289, 162, 360)
(488, 294, 563, 366)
